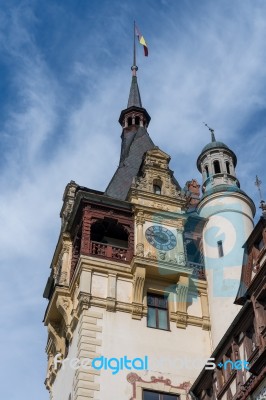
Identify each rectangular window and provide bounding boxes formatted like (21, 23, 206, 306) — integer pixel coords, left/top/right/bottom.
(147, 293, 169, 330)
(217, 240, 224, 257)
(143, 390, 179, 400)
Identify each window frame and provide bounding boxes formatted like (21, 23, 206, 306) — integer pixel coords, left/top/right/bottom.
(217, 240, 224, 258)
(147, 293, 170, 331)
(143, 389, 179, 400)
(213, 160, 221, 174)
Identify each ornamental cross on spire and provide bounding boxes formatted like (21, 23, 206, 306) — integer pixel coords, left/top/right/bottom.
(203, 122, 216, 142)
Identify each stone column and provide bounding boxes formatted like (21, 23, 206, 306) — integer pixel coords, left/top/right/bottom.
(176, 228, 186, 266)
(136, 211, 145, 257)
(176, 275, 189, 329)
(106, 273, 117, 312)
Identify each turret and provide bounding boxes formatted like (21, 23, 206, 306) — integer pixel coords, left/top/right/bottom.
(197, 126, 256, 348)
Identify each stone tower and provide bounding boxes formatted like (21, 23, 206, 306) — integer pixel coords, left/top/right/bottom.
(43, 66, 213, 400)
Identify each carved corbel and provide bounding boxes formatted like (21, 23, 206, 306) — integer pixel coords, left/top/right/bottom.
(47, 322, 65, 354)
(132, 266, 146, 319)
(77, 291, 91, 316)
(56, 296, 73, 340)
(176, 276, 189, 329)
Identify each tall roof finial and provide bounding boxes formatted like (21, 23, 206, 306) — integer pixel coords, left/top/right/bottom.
(203, 122, 216, 142)
(255, 175, 266, 215)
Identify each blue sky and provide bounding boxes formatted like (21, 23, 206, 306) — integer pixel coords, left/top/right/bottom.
(0, 1, 265, 399)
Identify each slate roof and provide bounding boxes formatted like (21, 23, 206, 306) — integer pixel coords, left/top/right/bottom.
(127, 76, 142, 108)
(105, 126, 155, 200)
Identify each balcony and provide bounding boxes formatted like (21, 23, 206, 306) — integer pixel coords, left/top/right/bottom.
(90, 241, 130, 262)
(189, 262, 206, 279)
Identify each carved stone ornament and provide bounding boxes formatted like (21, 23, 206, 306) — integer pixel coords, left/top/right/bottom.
(106, 297, 116, 312)
(56, 295, 73, 339)
(132, 266, 146, 319)
(136, 211, 145, 225)
(132, 302, 144, 320)
(136, 243, 144, 257)
(146, 251, 157, 260)
(77, 292, 91, 316)
(127, 372, 191, 400)
(177, 252, 186, 266)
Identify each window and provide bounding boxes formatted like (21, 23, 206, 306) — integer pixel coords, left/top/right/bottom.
(205, 165, 209, 178)
(153, 179, 162, 195)
(147, 293, 169, 330)
(153, 185, 161, 195)
(217, 240, 224, 257)
(128, 117, 132, 126)
(225, 161, 230, 174)
(213, 160, 221, 174)
(143, 390, 179, 400)
(135, 116, 140, 125)
(186, 238, 202, 264)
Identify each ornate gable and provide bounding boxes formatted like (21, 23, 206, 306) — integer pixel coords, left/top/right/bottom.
(129, 147, 184, 209)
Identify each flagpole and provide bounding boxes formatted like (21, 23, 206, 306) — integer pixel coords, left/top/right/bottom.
(132, 20, 138, 76)
(133, 21, 136, 66)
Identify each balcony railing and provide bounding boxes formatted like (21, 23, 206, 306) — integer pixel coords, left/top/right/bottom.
(90, 241, 129, 262)
(189, 262, 206, 279)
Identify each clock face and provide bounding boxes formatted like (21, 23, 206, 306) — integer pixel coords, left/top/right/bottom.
(145, 225, 177, 251)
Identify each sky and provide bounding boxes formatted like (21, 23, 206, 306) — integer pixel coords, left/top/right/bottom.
(0, 0, 266, 399)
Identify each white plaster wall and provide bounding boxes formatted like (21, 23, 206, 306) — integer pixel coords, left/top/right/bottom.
(91, 274, 108, 298)
(98, 309, 211, 400)
(51, 324, 79, 400)
(199, 195, 254, 348)
(187, 294, 202, 317)
(117, 278, 132, 302)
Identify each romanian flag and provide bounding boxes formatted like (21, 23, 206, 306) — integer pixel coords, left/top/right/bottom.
(135, 24, 148, 56)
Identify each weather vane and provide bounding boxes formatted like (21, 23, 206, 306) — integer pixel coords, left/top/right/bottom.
(203, 122, 216, 142)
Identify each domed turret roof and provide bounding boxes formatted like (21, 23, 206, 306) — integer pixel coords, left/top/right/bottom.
(201, 140, 229, 153)
(197, 127, 237, 170)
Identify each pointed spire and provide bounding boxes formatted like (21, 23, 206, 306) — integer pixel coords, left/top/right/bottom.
(127, 69, 142, 108)
(127, 21, 143, 108)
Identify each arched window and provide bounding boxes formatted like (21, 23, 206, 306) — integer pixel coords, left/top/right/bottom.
(153, 185, 161, 195)
(153, 179, 162, 195)
(128, 117, 132, 126)
(135, 116, 140, 125)
(205, 165, 209, 178)
(226, 161, 230, 174)
(213, 160, 221, 174)
(91, 219, 128, 248)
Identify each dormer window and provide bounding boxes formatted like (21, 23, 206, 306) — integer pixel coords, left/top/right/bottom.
(213, 160, 221, 174)
(153, 179, 162, 195)
(153, 185, 161, 195)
